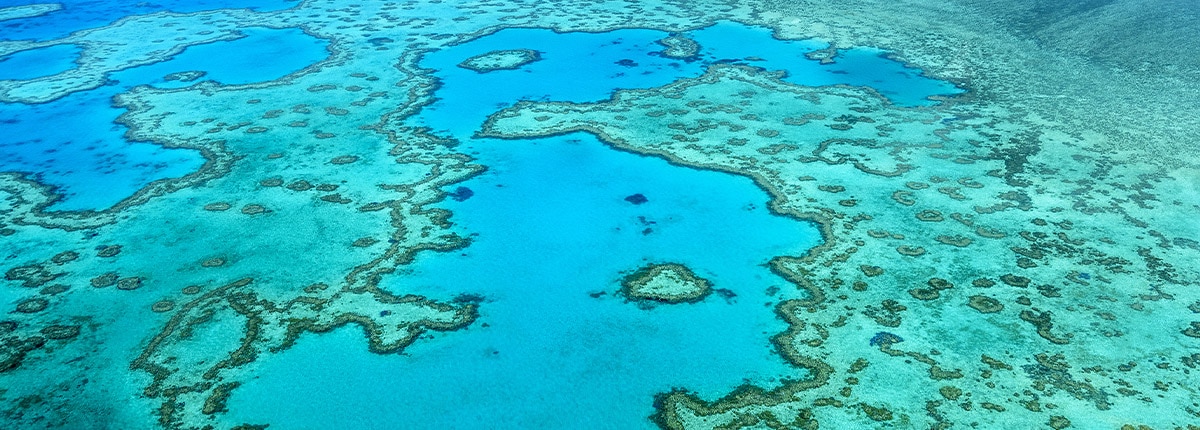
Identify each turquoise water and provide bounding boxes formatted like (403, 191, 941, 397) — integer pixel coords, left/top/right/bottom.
(227, 26, 813, 426)
(0, 27, 326, 210)
(689, 22, 964, 106)
(219, 23, 958, 429)
(227, 132, 817, 428)
(113, 27, 329, 89)
(0, 43, 80, 80)
(418, 27, 705, 131)
(0, 22, 944, 211)
(9, 2, 1187, 428)
(418, 23, 960, 127)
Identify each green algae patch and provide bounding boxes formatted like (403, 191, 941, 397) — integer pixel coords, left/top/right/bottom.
(458, 49, 542, 73)
(620, 263, 712, 304)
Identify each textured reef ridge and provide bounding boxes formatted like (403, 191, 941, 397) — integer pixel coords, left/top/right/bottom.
(457, 48, 542, 73)
(621, 262, 713, 304)
(0, 4, 62, 22)
(482, 62, 1200, 428)
(1, 0, 1199, 429)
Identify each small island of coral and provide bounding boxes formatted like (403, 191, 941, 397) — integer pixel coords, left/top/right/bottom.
(457, 48, 541, 73)
(655, 34, 699, 60)
(620, 262, 712, 304)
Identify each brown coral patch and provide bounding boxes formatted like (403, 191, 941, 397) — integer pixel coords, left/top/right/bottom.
(15, 298, 49, 313)
(891, 190, 915, 206)
(40, 324, 81, 340)
(352, 237, 379, 247)
(204, 202, 232, 211)
(1182, 322, 1200, 338)
(916, 209, 944, 222)
(935, 235, 973, 247)
(151, 300, 176, 313)
(1000, 274, 1031, 288)
(40, 284, 69, 295)
(968, 296, 1003, 313)
(320, 194, 352, 204)
(286, 180, 313, 191)
(909, 288, 940, 301)
(928, 278, 953, 290)
(330, 155, 360, 165)
(241, 204, 268, 215)
(859, 265, 884, 277)
(50, 251, 79, 265)
(96, 245, 122, 258)
(896, 245, 926, 256)
(116, 277, 144, 291)
(975, 227, 1007, 238)
(1020, 308, 1070, 344)
(5, 264, 60, 288)
(972, 278, 996, 288)
(90, 272, 119, 288)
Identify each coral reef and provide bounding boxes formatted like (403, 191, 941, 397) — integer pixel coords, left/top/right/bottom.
(457, 49, 542, 73)
(2, 0, 1198, 428)
(620, 263, 713, 304)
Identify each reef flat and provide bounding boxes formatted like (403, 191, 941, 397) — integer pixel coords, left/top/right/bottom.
(0, 4, 62, 23)
(1, 0, 1199, 429)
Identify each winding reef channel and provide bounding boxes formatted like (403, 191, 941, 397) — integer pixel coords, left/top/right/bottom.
(2, 0, 1200, 429)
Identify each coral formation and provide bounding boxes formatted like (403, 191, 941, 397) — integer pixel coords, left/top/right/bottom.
(1, 0, 1198, 428)
(457, 49, 542, 73)
(620, 263, 713, 304)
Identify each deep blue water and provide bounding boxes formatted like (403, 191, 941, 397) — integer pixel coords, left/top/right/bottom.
(0, 27, 327, 210)
(0, 0, 299, 41)
(0, 43, 80, 80)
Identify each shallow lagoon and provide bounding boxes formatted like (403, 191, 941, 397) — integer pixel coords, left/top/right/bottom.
(689, 22, 964, 106)
(222, 22, 960, 428)
(0, 21, 949, 211)
(0, 43, 79, 80)
(227, 131, 818, 428)
(0, 27, 327, 210)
